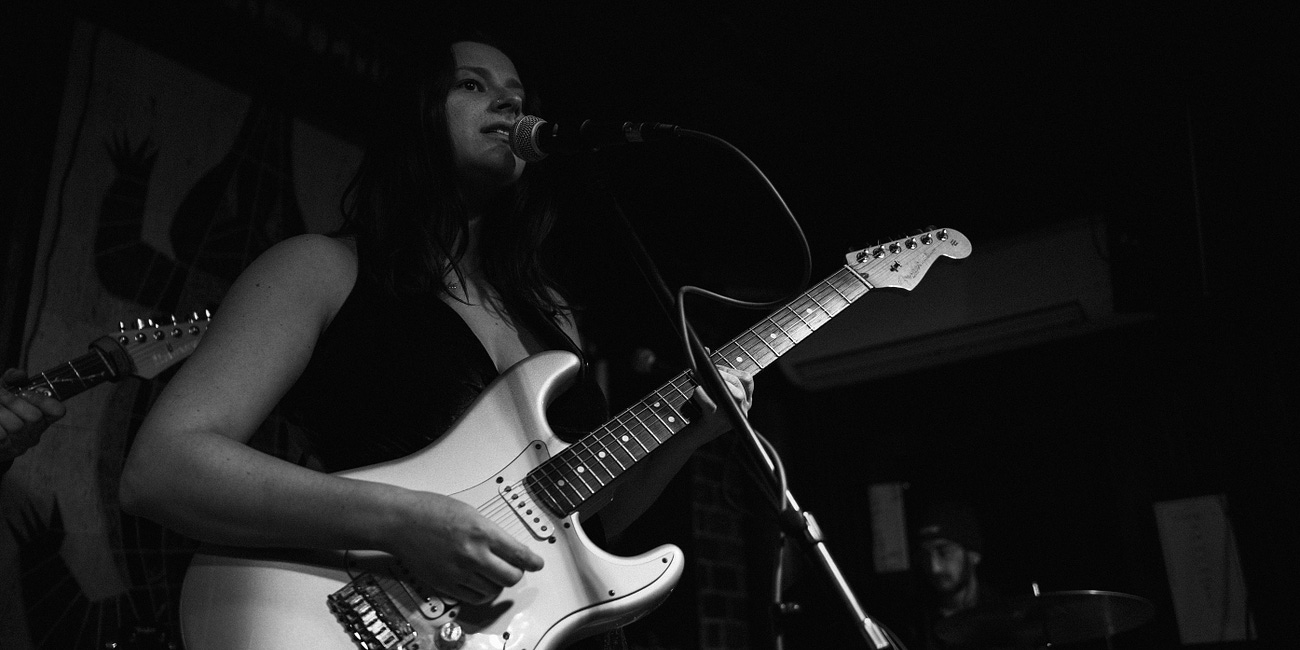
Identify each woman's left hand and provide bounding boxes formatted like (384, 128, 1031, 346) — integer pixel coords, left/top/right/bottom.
(685, 365, 755, 443)
(1, 368, 67, 463)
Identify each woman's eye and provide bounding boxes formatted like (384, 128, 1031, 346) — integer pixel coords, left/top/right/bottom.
(457, 79, 482, 91)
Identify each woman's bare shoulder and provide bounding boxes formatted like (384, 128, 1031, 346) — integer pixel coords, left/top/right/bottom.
(217, 234, 359, 331)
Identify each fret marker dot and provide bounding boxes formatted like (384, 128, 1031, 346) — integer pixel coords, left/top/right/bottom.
(653, 401, 661, 408)
(577, 466, 586, 474)
(668, 417, 676, 423)
(621, 435, 630, 442)
(558, 480, 567, 487)
(598, 451, 607, 459)
(769, 333, 777, 338)
(805, 308, 814, 314)
(735, 356, 743, 363)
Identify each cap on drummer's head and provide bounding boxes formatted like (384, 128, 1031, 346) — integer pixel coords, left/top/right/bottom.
(915, 500, 983, 553)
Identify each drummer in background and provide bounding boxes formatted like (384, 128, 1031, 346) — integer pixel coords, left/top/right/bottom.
(908, 500, 1008, 649)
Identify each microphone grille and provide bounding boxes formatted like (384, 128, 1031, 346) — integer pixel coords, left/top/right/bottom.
(510, 115, 548, 163)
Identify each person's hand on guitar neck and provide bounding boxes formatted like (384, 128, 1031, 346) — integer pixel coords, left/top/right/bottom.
(685, 365, 755, 443)
(1, 368, 68, 468)
(593, 365, 755, 539)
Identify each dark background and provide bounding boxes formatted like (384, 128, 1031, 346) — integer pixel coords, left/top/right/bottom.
(4, 1, 1297, 648)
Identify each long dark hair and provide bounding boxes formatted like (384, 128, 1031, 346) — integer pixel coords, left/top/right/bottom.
(339, 32, 565, 316)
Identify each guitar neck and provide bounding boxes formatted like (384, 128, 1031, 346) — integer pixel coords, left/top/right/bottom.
(18, 340, 125, 402)
(527, 265, 873, 517)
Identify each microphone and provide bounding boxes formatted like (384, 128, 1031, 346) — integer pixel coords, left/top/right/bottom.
(510, 115, 680, 162)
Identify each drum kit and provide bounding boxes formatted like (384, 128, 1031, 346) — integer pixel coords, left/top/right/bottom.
(933, 588, 1154, 648)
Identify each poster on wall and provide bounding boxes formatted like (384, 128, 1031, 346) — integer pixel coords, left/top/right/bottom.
(1153, 494, 1256, 645)
(1, 19, 360, 649)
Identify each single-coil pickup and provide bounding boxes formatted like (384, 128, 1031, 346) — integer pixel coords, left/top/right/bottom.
(499, 481, 558, 540)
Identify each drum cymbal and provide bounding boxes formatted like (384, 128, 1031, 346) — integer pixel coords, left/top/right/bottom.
(934, 590, 1154, 647)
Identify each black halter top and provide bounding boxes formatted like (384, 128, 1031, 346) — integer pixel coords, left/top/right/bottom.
(280, 275, 608, 472)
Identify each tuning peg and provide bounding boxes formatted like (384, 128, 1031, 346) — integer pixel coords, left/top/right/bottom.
(136, 318, 146, 330)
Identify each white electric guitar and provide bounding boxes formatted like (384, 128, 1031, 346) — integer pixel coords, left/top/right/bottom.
(179, 230, 972, 650)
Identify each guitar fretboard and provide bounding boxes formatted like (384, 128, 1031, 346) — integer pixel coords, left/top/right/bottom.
(525, 266, 873, 517)
(20, 350, 115, 401)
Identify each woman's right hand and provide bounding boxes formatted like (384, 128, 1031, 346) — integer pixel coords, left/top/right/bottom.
(386, 490, 544, 605)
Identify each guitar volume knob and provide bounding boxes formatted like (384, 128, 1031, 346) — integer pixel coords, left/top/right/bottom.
(435, 622, 465, 649)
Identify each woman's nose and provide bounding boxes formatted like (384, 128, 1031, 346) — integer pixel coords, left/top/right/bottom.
(494, 92, 522, 115)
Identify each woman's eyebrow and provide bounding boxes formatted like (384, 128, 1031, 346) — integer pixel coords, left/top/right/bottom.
(456, 65, 524, 92)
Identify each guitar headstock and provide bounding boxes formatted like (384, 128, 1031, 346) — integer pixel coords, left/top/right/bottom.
(846, 228, 972, 291)
(110, 310, 211, 379)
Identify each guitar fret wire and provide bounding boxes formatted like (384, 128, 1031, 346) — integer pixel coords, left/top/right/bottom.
(643, 399, 682, 438)
(787, 304, 813, 329)
(806, 286, 833, 319)
(777, 311, 806, 336)
(743, 328, 778, 361)
(568, 459, 596, 495)
(627, 409, 665, 446)
(618, 417, 653, 454)
(752, 326, 779, 356)
(69, 359, 87, 386)
(728, 343, 759, 369)
(826, 276, 851, 301)
(577, 437, 617, 484)
(594, 432, 628, 471)
(552, 444, 596, 497)
(604, 424, 637, 463)
(564, 444, 601, 490)
(540, 464, 581, 512)
(735, 341, 760, 368)
(841, 266, 871, 290)
(769, 316, 796, 344)
(587, 440, 623, 479)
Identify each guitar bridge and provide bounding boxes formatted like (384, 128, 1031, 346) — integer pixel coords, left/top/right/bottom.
(328, 574, 416, 649)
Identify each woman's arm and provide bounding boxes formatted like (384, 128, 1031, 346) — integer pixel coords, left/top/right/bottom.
(119, 234, 542, 604)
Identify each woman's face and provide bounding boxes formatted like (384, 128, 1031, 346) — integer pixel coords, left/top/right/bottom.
(445, 41, 527, 195)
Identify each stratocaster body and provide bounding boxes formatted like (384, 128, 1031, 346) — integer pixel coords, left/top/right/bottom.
(180, 351, 683, 650)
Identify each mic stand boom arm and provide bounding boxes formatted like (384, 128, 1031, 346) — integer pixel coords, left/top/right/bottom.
(594, 164, 891, 649)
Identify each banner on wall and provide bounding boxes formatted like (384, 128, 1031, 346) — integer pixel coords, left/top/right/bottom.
(1, 20, 360, 649)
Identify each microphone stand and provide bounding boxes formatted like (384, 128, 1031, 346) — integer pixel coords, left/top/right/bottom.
(592, 170, 891, 649)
